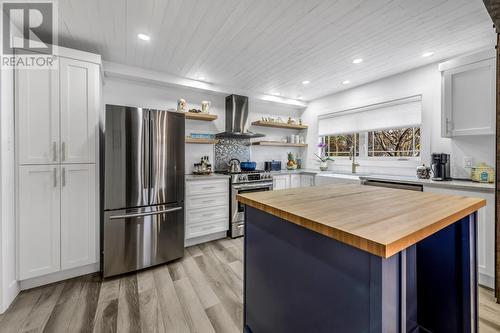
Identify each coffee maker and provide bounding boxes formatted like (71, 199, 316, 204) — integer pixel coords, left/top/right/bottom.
(431, 153, 451, 181)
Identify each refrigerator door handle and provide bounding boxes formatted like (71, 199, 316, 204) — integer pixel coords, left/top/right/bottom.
(108, 206, 182, 220)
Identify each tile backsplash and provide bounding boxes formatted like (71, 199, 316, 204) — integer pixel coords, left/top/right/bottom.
(214, 137, 250, 171)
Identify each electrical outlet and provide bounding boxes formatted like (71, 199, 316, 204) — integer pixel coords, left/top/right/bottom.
(463, 157, 473, 168)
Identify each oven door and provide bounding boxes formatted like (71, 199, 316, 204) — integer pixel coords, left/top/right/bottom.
(231, 182, 273, 224)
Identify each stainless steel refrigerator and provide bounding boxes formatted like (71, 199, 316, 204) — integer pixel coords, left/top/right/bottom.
(101, 105, 185, 278)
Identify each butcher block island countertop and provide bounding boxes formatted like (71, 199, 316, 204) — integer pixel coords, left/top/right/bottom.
(237, 183, 486, 258)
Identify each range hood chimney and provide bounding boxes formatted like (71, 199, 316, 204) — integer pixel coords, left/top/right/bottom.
(216, 94, 264, 138)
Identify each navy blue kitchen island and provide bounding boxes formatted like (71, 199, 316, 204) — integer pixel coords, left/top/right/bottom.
(237, 184, 486, 333)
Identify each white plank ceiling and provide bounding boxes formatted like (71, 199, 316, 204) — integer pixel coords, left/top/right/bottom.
(57, 0, 495, 101)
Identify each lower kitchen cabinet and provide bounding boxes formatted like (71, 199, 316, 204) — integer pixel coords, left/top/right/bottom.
(273, 173, 316, 190)
(18, 165, 61, 280)
(18, 164, 97, 280)
(185, 178, 229, 246)
(300, 174, 315, 187)
(290, 174, 301, 188)
(60, 164, 97, 270)
(423, 185, 495, 288)
(273, 174, 290, 190)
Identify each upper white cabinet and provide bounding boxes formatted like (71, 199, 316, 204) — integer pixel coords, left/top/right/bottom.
(16, 55, 100, 164)
(18, 165, 61, 280)
(16, 66, 60, 164)
(59, 58, 99, 163)
(439, 50, 496, 137)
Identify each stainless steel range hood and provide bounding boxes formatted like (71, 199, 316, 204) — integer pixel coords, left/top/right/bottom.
(216, 94, 264, 138)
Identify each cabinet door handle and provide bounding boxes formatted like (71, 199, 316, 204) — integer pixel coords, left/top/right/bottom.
(62, 167, 66, 186)
(53, 167, 57, 187)
(61, 142, 66, 161)
(53, 142, 57, 161)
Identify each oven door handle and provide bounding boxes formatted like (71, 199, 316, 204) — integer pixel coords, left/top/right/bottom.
(233, 183, 273, 191)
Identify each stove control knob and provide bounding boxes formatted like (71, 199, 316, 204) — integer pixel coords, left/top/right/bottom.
(239, 175, 245, 181)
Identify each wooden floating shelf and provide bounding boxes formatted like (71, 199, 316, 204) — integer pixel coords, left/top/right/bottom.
(185, 138, 219, 144)
(251, 120, 308, 129)
(185, 113, 218, 121)
(251, 141, 308, 147)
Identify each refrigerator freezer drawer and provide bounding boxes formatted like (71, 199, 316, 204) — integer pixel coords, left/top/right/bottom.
(103, 204, 184, 278)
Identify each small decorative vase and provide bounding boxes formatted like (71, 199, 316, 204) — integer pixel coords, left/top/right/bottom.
(319, 161, 328, 171)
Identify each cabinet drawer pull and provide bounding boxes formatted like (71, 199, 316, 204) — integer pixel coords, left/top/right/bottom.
(53, 168, 57, 187)
(61, 142, 66, 161)
(201, 186, 215, 190)
(202, 212, 215, 217)
(62, 167, 66, 186)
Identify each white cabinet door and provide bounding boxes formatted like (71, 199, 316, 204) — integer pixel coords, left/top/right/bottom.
(423, 185, 495, 288)
(16, 66, 59, 164)
(441, 57, 495, 137)
(290, 174, 301, 188)
(60, 164, 97, 270)
(19, 165, 60, 279)
(300, 174, 315, 187)
(60, 58, 99, 163)
(273, 175, 290, 190)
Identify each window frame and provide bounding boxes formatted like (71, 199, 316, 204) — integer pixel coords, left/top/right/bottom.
(320, 126, 421, 161)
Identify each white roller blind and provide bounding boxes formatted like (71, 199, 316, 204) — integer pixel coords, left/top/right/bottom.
(318, 95, 422, 136)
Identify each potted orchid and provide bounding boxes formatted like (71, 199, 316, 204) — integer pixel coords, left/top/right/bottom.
(315, 143, 334, 171)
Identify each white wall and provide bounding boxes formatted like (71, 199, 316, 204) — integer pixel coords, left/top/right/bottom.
(0, 65, 19, 313)
(103, 77, 302, 173)
(301, 62, 495, 177)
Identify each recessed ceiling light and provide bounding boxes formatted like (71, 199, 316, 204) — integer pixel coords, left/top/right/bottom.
(302, 80, 310, 85)
(342, 80, 351, 85)
(137, 33, 150, 41)
(297, 96, 303, 100)
(271, 92, 280, 96)
(197, 76, 206, 81)
(422, 51, 434, 58)
(352, 58, 363, 64)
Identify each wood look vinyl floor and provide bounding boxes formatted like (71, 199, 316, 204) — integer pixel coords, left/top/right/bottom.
(0, 237, 498, 333)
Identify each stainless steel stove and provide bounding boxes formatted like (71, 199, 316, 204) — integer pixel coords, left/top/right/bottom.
(216, 170, 273, 238)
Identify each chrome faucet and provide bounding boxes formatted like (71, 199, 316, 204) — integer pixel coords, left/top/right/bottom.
(349, 146, 360, 174)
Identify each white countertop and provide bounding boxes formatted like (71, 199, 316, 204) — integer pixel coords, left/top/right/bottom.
(359, 174, 495, 192)
(185, 174, 230, 181)
(185, 170, 495, 192)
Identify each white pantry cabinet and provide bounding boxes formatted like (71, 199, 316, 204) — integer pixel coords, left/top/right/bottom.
(439, 50, 496, 137)
(423, 185, 495, 288)
(16, 47, 101, 282)
(60, 164, 97, 270)
(18, 165, 61, 280)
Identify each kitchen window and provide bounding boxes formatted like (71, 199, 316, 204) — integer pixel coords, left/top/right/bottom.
(322, 133, 359, 157)
(368, 127, 420, 157)
(320, 126, 421, 160)
(317, 95, 423, 161)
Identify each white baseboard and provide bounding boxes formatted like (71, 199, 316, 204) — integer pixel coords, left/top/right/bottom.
(185, 231, 227, 247)
(0, 279, 20, 314)
(20, 263, 100, 291)
(479, 272, 495, 289)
